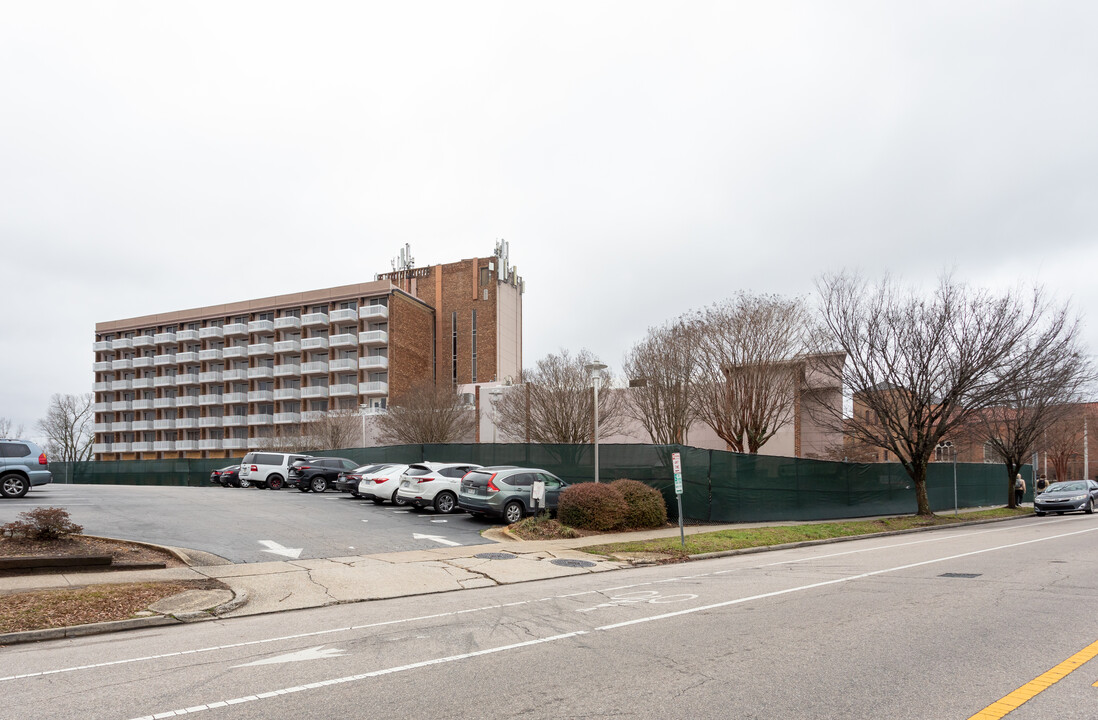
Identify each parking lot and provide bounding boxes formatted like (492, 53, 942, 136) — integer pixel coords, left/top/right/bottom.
(0, 484, 500, 563)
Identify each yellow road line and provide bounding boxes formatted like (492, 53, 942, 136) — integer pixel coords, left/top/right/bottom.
(969, 638, 1098, 719)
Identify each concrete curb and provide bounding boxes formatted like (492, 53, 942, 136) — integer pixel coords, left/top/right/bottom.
(78, 534, 233, 567)
(211, 590, 249, 616)
(0, 615, 180, 646)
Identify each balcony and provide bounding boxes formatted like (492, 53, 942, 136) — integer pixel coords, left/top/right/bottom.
(223, 438, 248, 450)
(302, 312, 328, 327)
(112, 359, 133, 371)
(93, 341, 112, 352)
(223, 369, 248, 382)
(111, 442, 132, 453)
(176, 374, 199, 386)
(110, 379, 132, 392)
(359, 356, 389, 371)
(274, 364, 301, 377)
(176, 351, 200, 364)
(199, 326, 224, 340)
(93, 381, 112, 392)
(199, 439, 222, 450)
(198, 349, 223, 362)
(176, 440, 199, 451)
(199, 394, 223, 406)
(93, 361, 113, 373)
(248, 343, 275, 357)
(176, 418, 199, 430)
(274, 412, 301, 424)
(224, 323, 248, 337)
(274, 388, 301, 401)
(359, 305, 389, 321)
(133, 336, 155, 349)
(153, 354, 176, 367)
(359, 381, 389, 397)
(132, 378, 154, 390)
(154, 332, 177, 345)
(359, 330, 388, 346)
(247, 390, 274, 403)
(153, 376, 176, 388)
(133, 357, 154, 369)
(153, 419, 175, 430)
(247, 366, 275, 380)
(132, 442, 154, 452)
(153, 398, 176, 409)
(111, 421, 132, 432)
(222, 392, 247, 404)
(330, 333, 357, 349)
(132, 420, 154, 431)
(302, 361, 329, 375)
(248, 414, 274, 426)
(274, 316, 302, 330)
(93, 402, 113, 412)
(223, 346, 248, 360)
(301, 337, 328, 352)
(330, 308, 358, 323)
(176, 396, 200, 408)
(330, 384, 357, 397)
(178, 329, 201, 342)
(222, 416, 247, 427)
(92, 443, 111, 454)
(302, 411, 327, 422)
(274, 340, 301, 354)
(111, 338, 133, 350)
(199, 371, 223, 383)
(93, 422, 112, 432)
(132, 399, 155, 411)
(248, 319, 275, 334)
(301, 386, 329, 399)
(111, 400, 133, 411)
(153, 441, 175, 452)
(330, 358, 357, 373)
(199, 417, 222, 428)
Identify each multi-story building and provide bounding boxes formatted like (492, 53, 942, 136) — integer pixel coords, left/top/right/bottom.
(91, 245, 523, 460)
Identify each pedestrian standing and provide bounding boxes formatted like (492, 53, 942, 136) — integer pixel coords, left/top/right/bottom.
(1015, 474, 1026, 505)
(1036, 475, 1047, 493)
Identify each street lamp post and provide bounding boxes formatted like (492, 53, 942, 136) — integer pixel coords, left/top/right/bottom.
(585, 360, 608, 483)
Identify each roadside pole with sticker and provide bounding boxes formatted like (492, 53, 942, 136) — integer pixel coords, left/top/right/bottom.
(672, 452, 685, 548)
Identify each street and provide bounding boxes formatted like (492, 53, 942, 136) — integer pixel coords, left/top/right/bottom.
(4, 514, 1097, 719)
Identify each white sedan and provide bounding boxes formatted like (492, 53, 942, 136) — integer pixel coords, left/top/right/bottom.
(358, 464, 412, 505)
(396, 462, 482, 513)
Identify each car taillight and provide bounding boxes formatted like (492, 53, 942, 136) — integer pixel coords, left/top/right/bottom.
(39, 453, 48, 465)
(251, 465, 258, 471)
(299, 466, 312, 470)
(486, 474, 500, 493)
(417, 477, 434, 484)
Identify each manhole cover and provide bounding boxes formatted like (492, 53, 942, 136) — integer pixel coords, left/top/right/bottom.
(473, 552, 517, 560)
(550, 558, 596, 568)
(939, 573, 981, 579)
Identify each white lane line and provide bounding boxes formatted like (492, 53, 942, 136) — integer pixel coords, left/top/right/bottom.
(127, 523, 1098, 719)
(127, 632, 588, 720)
(2, 516, 1062, 684)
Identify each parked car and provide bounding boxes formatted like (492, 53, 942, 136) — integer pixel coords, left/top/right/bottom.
(396, 462, 482, 513)
(209, 465, 238, 487)
(336, 464, 393, 496)
(288, 456, 360, 492)
(457, 466, 568, 524)
(357, 464, 412, 505)
(0, 438, 52, 499)
(239, 452, 310, 490)
(1034, 480, 1098, 516)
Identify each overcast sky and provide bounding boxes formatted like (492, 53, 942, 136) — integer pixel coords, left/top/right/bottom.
(2, 2, 1096, 437)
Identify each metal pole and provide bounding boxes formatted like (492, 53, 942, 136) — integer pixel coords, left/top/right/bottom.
(953, 447, 958, 516)
(677, 494, 685, 548)
(1084, 414, 1089, 480)
(593, 376, 600, 484)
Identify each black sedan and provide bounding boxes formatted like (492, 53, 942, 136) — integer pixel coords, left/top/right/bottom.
(288, 456, 361, 492)
(1034, 480, 1098, 516)
(210, 465, 242, 488)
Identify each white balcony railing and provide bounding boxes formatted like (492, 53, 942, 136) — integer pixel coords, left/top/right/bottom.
(175, 396, 200, 408)
(199, 371, 223, 383)
(301, 386, 329, 399)
(153, 441, 176, 452)
(132, 377, 154, 390)
(111, 442, 132, 453)
(111, 400, 133, 411)
(111, 338, 133, 350)
(111, 359, 133, 371)
(359, 330, 388, 346)
(247, 366, 275, 379)
(133, 357, 154, 369)
(247, 414, 274, 426)
(222, 416, 247, 427)
(248, 320, 275, 334)
(359, 305, 389, 321)
(176, 418, 199, 429)
(153, 398, 176, 409)
(302, 312, 329, 327)
(222, 392, 247, 404)
(133, 336, 156, 349)
(111, 421, 132, 432)
(274, 388, 301, 401)
(92, 443, 111, 454)
(132, 421, 154, 431)
(301, 362, 328, 375)
(301, 411, 327, 422)
(223, 438, 248, 449)
(132, 442, 154, 452)
(248, 343, 274, 356)
(359, 356, 389, 371)
(111, 379, 133, 391)
(301, 337, 329, 351)
(224, 323, 248, 337)
(153, 419, 175, 430)
(176, 374, 199, 386)
(199, 394, 224, 406)
(330, 384, 357, 397)
(132, 399, 155, 410)
(199, 326, 224, 340)
(176, 329, 200, 342)
(330, 308, 358, 323)
(93, 341, 112, 352)
(94, 422, 113, 432)
(274, 340, 301, 354)
(330, 358, 357, 372)
(176, 440, 199, 451)
(176, 351, 200, 364)
(199, 417, 222, 428)
(247, 390, 274, 403)
(223, 369, 248, 382)
(153, 376, 176, 387)
(93, 402, 112, 412)
(153, 354, 176, 367)
(154, 332, 176, 345)
(93, 361, 113, 373)
(93, 382, 112, 392)
(330, 333, 357, 349)
(274, 412, 301, 424)
(198, 349, 223, 362)
(359, 381, 389, 397)
(223, 346, 248, 360)
(274, 316, 302, 330)
(199, 439, 222, 450)
(274, 364, 301, 377)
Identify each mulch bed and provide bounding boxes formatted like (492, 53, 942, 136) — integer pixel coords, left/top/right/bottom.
(0, 535, 185, 573)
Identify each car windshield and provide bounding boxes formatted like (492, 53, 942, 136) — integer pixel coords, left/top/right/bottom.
(1046, 482, 1086, 492)
(356, 464, 389, 474)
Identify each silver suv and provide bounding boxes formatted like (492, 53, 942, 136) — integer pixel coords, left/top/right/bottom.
(0, 438, 53, 498)
(239, 452, 309, 490)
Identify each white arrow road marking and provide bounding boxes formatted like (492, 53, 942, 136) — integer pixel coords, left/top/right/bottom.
(259, 540, 303, 559)
(413, 532, 461, 547)
(233, 646, 346, 668)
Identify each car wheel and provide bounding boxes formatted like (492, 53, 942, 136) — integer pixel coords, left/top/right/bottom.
(504, 500, 524, 524)
(1035, 511, 1046, 516)
(434, 491, 457, 514)
(371, 497, 384, 505)
(0, 473, 30, 499)
(238, 477, 252, 489)
(350, 490, 360, 498)
(310, 477, 329, 493)
(391, 489, 407, 506)
(267, 475, 284, 491)
(1086, 500, 1093, 515)
(1056, 511, 1065, 515)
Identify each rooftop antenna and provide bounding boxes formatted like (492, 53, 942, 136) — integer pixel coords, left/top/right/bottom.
(391, 243, 415, 274)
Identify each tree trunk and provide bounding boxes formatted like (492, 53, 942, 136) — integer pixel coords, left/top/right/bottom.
(913, 462, 932, 516)
(1004, 461, 1022, 509)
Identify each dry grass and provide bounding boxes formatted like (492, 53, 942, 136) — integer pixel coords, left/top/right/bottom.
(0, 535, 184, 568)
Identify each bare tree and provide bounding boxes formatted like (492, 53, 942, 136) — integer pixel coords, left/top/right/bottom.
(814, 272, 1072, 515)
(0, 417, 25, 439)
(376, 382, 476, 444)
(692, 293, 811, 453)
(302, 410, 361, 450)
(1043, 408, 1087, 481)
(493, 348, 626, 444)
(260, 425, 310, 453)
(622, 318, 699, 444)
(36, 393, 95, 462)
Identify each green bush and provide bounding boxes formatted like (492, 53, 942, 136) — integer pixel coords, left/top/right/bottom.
(559, 482, 628, 531)
(610, 478, 667, 529)
(0, 506, 83, 541)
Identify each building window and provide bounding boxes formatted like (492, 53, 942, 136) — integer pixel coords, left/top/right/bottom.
(983, 441, 1000, 463)
(935, 441, 954, 462)
(452, 311, 458, 385)
(471, 309, 477, 383)
(340, 301, 356, 310)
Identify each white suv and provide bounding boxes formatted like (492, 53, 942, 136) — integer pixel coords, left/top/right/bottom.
(396, 462, 482, 513)
(239, 452, 310, 490)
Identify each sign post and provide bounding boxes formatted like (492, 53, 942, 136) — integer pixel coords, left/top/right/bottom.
(672, 452, 685, 549)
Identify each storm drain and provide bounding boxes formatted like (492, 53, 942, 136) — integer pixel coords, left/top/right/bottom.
(550, 559, 596, 568)
(473, 552, 517, 560)
(939, 573, 982, 579)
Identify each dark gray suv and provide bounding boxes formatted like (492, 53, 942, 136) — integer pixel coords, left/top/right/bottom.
(0, 439, 53, 498)
(457, 466, 567, 523)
